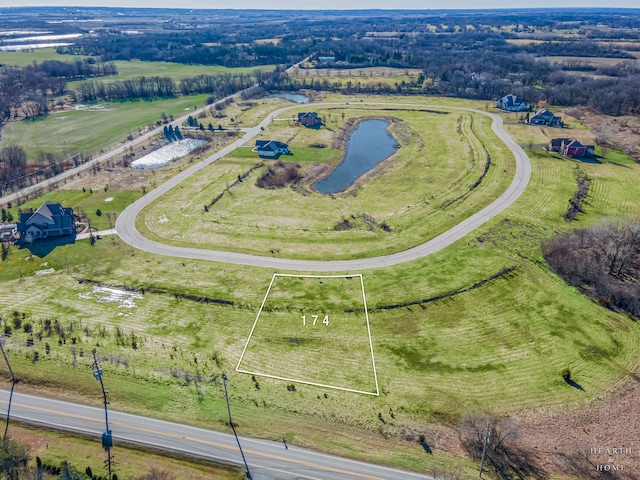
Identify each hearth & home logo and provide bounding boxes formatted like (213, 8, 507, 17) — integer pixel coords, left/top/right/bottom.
(590, 447, 633, 473)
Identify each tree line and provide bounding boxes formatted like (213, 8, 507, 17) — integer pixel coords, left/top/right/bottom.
(542, 223, 640, 319)
(74, 72, 257, 102)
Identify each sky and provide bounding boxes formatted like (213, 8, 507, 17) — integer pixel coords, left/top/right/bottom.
(0, 0, 638, 10)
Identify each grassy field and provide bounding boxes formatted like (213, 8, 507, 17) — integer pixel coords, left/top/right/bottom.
(0, 95, 210, 159)
(7, 423, 242, 479)
(0, 95, 639, 477)
(137, 104, 513, 260)
(288, 66, 421, 88)
(0, 48, 84, 66)
(67, 61, 277, 89)
(237, 274, 378, 395)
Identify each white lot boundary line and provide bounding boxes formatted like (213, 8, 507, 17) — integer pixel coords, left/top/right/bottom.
(236, 273, 379, 396)
(361, 274, 380, 396)
(236, 273, 277, 370)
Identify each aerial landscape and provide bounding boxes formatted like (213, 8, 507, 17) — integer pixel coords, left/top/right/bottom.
(0, 4, 639, 480)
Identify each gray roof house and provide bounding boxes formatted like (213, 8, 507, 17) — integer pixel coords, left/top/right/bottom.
(17, 201, 75, 242)
(496, 94, 528, 112)
(529, 108, 562, 127)
(254, 140, 290, 159)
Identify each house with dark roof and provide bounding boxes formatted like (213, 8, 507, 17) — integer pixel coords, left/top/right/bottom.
(254, 140, 291, 159)
(17, 201, 75, 242)
(297, 112, 324, 128)
(496, 94, 527, 112)
(529, 108, 562, 127)
(548, 138, 594, 158)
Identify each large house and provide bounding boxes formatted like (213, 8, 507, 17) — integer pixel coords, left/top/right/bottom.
(254, 140, 290, 159)
(496, 94, 527, 112)
(297, 112, 324, 128)
(17, 201, 75, 242)
(548, 138, 594, 158)
(529, 108, 562, 127)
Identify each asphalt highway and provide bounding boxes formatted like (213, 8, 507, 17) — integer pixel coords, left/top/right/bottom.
(116, 102, 531, 271)
(0, 389, 431, 480)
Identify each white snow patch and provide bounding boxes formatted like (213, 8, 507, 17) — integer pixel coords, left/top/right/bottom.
(35, 268, 55, 275)
(78, 286, 143, 309)
(73, 104, 117, 112)
(130, 139, 206, 169)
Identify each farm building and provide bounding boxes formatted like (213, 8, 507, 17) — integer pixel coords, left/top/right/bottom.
(17, 201, 75, 242)
(529, 108, 562, 127)
(496, 94, 527, 112)
(548, 138, 594, 158)
(297, 112, 324, 128)
(254, 140, 291, 159)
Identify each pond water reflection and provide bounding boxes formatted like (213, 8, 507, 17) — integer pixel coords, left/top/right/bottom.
(315, 119, 397, 194)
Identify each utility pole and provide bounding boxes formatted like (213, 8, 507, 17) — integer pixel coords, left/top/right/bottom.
(221, 373, 252, 479)
(479, 420, 491, 478)
(92, 350, 113, 480)
(0, 338, 16, 439)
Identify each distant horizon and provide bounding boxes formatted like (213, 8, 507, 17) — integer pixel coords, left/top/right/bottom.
(0, 1, 639, 11)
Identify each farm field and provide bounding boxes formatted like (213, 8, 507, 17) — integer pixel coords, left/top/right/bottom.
(535, 55, 640, 68)
(137, 101, 514, 260)
(0, 94, 210, 159)
(288, 66, 421, 88)
(0, 47, 85, 66)
(67, 61, 277, 89)
(1, 94, 640, 477)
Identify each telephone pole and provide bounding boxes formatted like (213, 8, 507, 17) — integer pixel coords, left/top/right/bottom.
(221, 373, 252, 479)
(92, 350, 113, 480)
(0, 339, 16, 439)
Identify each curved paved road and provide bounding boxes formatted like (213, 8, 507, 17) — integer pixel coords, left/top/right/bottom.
(117, 103, 531, 272)
(0, 388, 431, 480)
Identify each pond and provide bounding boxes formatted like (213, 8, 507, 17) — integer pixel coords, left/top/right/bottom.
(130, 139, 206, 169)
(268, 92, 310, 104)
(314, 119, 397, 194)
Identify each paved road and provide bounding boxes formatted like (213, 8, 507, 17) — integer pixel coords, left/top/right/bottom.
(116, 103, 531, 272)
(0, 388, 431, 480)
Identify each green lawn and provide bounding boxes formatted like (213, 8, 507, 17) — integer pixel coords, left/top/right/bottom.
(3, 189, 141, 231)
